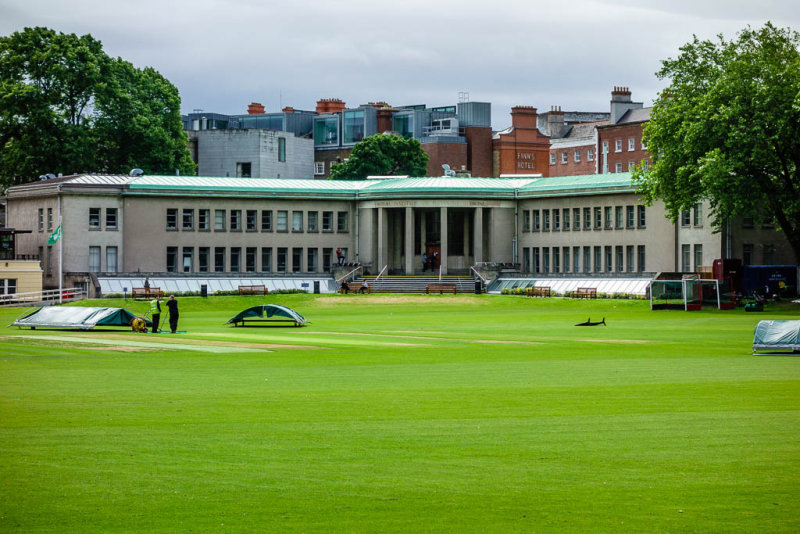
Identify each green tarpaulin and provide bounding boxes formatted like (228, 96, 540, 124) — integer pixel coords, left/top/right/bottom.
(12, 306, 147, 330)
(226, 304, 307, 326)
(753, 320, 800, 352)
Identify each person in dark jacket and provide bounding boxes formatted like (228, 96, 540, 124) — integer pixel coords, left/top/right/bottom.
(166, 295, 179, 333)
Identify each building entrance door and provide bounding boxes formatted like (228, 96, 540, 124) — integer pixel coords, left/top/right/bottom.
(425, 244, 441, 272)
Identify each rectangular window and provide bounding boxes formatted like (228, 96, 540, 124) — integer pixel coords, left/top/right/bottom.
(337, 211, 349, 232)
(292, 211, 303, 232)
(89, 246, 101, 272)
(277, 248, 287, 272)
(587, 148, 594, 161)
(102, 208, 116, 230)
(182, 247, 193, 273)
(574, 150, 580, 163)
(261, 247, 272, 272)
(322, 211, 334, 232)
(553, 247, 560, 273)
(583, 208, 591, 230)
(543, 210, 550, 231)
(277, 210, 288, 232)
(246, 247, 257, 272)
(549, 153, 556, 165)
(182, 209, 194, 230)
(594, 207, 602, 229)
(562, 209, 570, 231)
(626, 205, 635, 228)
(763, 244, 775, 264)
(615, 162, 622, 173)
(583, 246, 591, 274)
(563, 247, 570, 273)
(553, 209, 560, 231)
(166, 246, 178, 273)
(561, 152, 568, 164)
(198, 247, 210, 272)
(292, 248, 302, 273)
(533, 247, 540, 273)
(106, 246, 118, 273)
(278, 137, 286, 162)
(323, 248, 332, 272)
(0, 278, 18, 295)
(637, 205, 646, 228)
(615, 139, 622, 152)
(90, 208, 102, 229)
(46, 246, 52, 275)
(681, 210, 691, 226)
(46, 207, 53, 231)
(628, 138, 635, 151)
(236, 162, 252, 177)
(314, 162, 325, 175)
(523, 211, 531, 232)
(693, 203, 703, 226)
(198, 209, 210, 231)
(230, 210, 241, 231)
(742, 244, 754, 265)
(694, 244, 703, 271)
(307, 248, 318, 272)
(343, 110, 365, 144)
(523, 248, 531, 273)
(533, 210, 541, 232)
(573, 208, 580, 230)
(604, 206, 613, 229)
(261, 210, 272, 231)
(615, 206, 623, 228)
(38, 209, 44, 231)
(602, 141, 609, 154)
(594, 246, 602, 273)
(628, 161, 635, 172)
(214, 247, 225, 272)
(742, 216, 754, 228)
(543, 247, 550, 273)
(308, 211, 318, 232)
(230, 247, 241, 272)
(681, 244, 691, 272)
(214, 209, 225, 231)
(637, 245, 646, 272)
(615, 246, 623, 272)
(605, 246, 613, 272)
(246, 210, 257, 231)
(573, 246, 581, 273)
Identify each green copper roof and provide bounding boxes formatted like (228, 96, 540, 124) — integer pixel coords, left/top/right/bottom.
(518, 173, 636, 196)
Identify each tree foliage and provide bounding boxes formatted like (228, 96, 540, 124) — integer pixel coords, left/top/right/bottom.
(633, 23, 800, 262)
(0, 27, 194, 188)
(329, 133, 429, 180)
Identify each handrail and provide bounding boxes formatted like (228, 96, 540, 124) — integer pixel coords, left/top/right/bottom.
(375, 265, 388, 281)
(470, 265, 489, 283)
(0, 288, 87, 306)
(336, 265, 363, 283)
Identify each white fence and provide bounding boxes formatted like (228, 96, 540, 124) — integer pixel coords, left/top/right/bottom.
(0, 288, 88, 307)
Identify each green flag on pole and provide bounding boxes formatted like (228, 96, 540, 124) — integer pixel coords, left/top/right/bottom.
(47, 224, 62, 245)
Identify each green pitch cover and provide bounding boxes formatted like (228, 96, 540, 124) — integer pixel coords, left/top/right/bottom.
(226, 304, 307, 326)
(12, 306, 147, 330)
(753, 320, 800, 352)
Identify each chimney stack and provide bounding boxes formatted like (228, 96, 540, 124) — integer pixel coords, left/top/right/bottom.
(609, 86, 642, 124)
(316, 98, 346, 114)
(247, 102, 265, 115)
(511, 106, 538, 129)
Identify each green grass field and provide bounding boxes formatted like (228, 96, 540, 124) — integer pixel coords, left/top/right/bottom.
(1, 294, 798, 532)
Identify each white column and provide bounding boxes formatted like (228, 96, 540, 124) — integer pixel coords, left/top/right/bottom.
(404, 207, 414, 274)
(473, 207, 483, 263)
(377, 207, 385, 270)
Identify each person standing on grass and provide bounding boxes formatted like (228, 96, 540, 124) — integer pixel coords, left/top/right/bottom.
(166, 294, 179, 334)
(149, 296, 161, 334)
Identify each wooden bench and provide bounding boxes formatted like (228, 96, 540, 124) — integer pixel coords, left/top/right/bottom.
(573, 287, 597, 299)
(426, 283, 457, 294)
(526, 286, 551, 297)
(132, 287, 163, 299)
(238, 285, 268, 295)
(340, 283, 371, 294)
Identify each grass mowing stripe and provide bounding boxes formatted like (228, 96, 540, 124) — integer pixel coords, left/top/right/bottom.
(14, 334, 268, 353)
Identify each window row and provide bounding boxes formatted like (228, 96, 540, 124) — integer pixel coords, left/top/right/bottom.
(37, 208, 54, 232)
(680, 244, 705, 273)
(165, 246, 349, 274)
(166, 209, 349, 233)
(522, 245, 646, 274)
(604, 137, 646, 153)
(88, 246, 118, 273)
(680, 204, 704, 227)
(522, 205, 646, 232)
(87, 207, 118, 230)
(550, 148, 595, 165)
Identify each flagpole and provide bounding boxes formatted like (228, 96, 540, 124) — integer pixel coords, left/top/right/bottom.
(57, 187, 62, 304)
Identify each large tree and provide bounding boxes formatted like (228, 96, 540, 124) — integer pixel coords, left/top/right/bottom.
(329, 133, 429, 180)
(0, 27, 194, 188)
(633, 23, 800, 263)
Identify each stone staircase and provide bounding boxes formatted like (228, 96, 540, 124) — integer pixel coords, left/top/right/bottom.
(350, 275, 482, 294)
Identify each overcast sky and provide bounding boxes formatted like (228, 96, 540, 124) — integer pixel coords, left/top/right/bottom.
(2, 0, 798, 129)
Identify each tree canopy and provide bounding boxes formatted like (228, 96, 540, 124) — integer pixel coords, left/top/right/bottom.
(329, 133, 429, 180)
(633, 23, 800, 262)
(0, 27, 194, 188)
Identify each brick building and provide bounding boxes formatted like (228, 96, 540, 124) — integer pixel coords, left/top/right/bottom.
(491, 107, 551, 177)
(596, 87, 652, 174)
